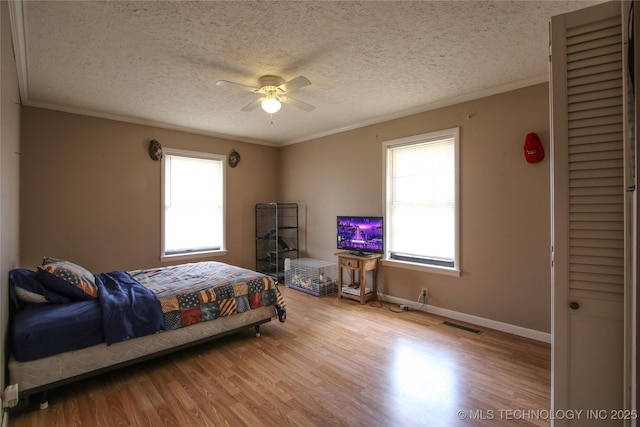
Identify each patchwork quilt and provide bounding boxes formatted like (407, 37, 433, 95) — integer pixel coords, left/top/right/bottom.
(129, 261, 283, 331)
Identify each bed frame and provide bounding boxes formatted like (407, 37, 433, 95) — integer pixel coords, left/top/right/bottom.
(7, 305, 276, 412)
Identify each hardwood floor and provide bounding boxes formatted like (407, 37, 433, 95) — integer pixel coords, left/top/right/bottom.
(9, 287, 551, 427)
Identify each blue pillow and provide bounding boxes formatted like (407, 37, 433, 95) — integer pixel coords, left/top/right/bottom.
(36, 268, 94, 301)
(9, 268, 70, 305)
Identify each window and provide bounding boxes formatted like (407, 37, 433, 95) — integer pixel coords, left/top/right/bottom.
(161, 149, 226, 259)
(383, 128, 459, 274)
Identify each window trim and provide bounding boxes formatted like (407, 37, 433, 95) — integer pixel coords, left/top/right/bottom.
(160, 148, 227, 262)
(382, 127, 461, 276)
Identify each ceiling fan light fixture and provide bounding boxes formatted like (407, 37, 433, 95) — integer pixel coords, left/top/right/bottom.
(261, 96, 281, 114)
(218, 75, 313, 113)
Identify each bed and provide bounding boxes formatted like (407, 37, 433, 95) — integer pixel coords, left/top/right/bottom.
(6, 258, 286, 411)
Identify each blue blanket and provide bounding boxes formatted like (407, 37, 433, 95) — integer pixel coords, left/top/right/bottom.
(95, 271, 166, 345)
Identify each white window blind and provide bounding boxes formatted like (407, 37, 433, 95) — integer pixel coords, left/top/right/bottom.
(385, 128, 459, 269)
(162, 150, 225, 256)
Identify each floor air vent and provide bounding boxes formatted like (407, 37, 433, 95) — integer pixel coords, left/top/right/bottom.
(442, 321, 482, 335)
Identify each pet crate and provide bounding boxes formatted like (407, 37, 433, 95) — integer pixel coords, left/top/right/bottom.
(255, 203, 299, 281)
(284, 258, 338, 297)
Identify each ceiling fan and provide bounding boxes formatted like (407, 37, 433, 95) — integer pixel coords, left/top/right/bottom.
(216, 75, 315, 114)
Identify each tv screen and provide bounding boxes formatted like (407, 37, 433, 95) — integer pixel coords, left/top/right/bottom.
(337, 216, 384, 255)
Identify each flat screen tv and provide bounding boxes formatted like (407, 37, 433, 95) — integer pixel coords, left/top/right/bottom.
(337, 216, 384, 256)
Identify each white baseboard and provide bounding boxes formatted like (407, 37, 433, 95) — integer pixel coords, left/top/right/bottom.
(382, 294, 551, 344)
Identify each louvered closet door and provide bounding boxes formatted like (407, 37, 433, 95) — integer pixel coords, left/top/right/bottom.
(551, 2, 626, 425)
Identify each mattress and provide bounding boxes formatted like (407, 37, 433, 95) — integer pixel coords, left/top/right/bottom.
(12, 300, 103, 361)
(9, 305, 274, 392)
(10, 261, 280, 362)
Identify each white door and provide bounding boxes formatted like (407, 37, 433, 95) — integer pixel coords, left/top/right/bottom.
(551, 2, 628, 426)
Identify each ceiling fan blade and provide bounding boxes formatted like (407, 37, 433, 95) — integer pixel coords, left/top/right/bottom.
(241, 97, 263, 112)
(278, 76, 311, 93)
(216, 80, 259, 92)
(281, 96, 315, 112)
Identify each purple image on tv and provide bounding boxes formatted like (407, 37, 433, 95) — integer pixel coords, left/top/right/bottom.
(337, 216, 384, 255)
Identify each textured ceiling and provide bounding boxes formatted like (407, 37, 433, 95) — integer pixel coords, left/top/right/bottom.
(10, 0, 603, 146)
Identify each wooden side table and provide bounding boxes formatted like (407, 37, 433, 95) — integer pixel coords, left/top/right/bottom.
(335, 252, 382, 304)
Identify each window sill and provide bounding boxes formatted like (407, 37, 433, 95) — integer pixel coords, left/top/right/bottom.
(160, 249, 228, 263)
(381, 259, 461, 277)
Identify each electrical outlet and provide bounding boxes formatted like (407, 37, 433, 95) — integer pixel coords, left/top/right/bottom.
(421, 287, 428, 297)
(399, 304, 410, 311)
(3, 384, 18, 408)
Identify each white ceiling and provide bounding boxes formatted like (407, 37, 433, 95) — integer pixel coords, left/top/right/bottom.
(10, 0, 603, 146)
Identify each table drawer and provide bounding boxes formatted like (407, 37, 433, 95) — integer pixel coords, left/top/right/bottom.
(340, 258, 360, 268)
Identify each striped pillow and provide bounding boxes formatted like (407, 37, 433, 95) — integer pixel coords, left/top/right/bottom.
(38, 257, 98, 299)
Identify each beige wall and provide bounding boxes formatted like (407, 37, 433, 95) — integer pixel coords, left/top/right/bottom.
(20, 107, 279, 273)
(280, 83, 551, 333)
(1, 0, 22, 388)
(19, 83, 551, 334)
